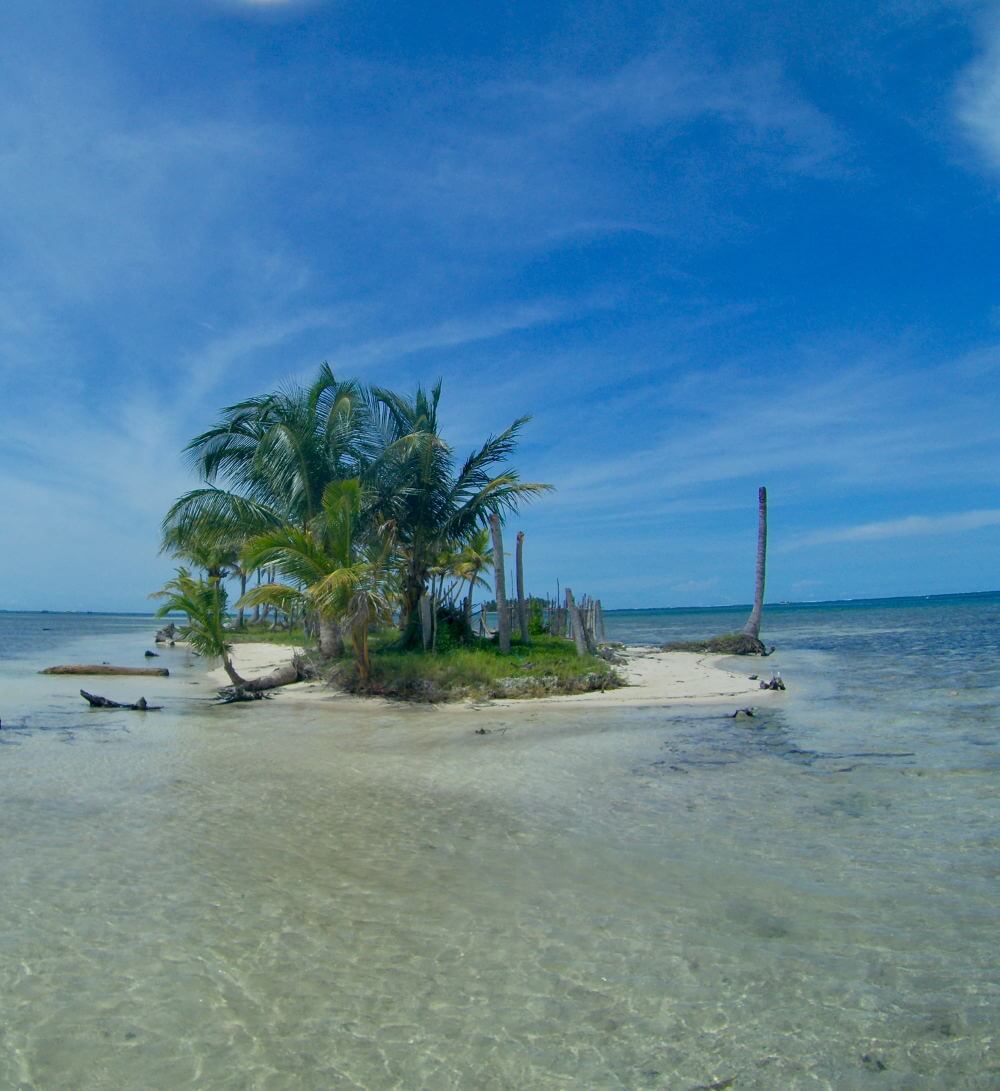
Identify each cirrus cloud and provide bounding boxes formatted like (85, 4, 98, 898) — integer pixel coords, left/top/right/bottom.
(784, 509, 1000, 550)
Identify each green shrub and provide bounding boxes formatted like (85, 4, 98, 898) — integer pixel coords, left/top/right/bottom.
(661, 631, 770, 655)
(331, 632, 623, 702)
(528, 598, 547, 636)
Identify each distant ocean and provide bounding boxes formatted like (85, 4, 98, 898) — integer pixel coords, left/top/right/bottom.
(1, 593, 997, 1088)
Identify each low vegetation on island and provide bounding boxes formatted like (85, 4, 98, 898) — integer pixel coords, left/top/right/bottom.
(153, 366, 621, 701)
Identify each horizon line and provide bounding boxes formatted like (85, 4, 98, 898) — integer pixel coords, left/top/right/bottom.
(2, 587, 998, 618)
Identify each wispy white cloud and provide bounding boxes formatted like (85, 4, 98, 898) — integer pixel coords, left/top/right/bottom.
(182, 309, 354, 403)
(954, 17, 1000, 173)
(324, 299, 579, 374)
(521, 50, 848, 177)
(515, 334, 1000, 543)
(320, 44, 848, 258)
(784, 508, 1000, 549)
(0, 397, 197, 608)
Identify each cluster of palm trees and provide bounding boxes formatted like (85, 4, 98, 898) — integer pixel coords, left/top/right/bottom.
(153, 366, 549, 683)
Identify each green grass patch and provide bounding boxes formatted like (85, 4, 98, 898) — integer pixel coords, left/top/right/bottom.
(333, 632, 623, 702)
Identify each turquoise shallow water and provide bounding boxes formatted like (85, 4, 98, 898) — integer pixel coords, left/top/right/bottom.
(0, 597, 998, 1089)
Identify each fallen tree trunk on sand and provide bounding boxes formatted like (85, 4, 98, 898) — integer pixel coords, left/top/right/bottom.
(218, 655, 312, 702)
(235, 659, 306, 691)
(41, 665, 170, 677)
(80, 690, 162, 710)
(215, 688, 272, 704)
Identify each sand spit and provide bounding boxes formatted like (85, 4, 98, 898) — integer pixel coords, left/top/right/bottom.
(206, 641, 770, 711)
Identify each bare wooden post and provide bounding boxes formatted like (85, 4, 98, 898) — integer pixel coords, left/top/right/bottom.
(565, 588, 596, 656)
(490, 515, 511, 653)
(595, 599, 606, 642)
(565, 589, 587, 656)
(515, 531, 529, 643)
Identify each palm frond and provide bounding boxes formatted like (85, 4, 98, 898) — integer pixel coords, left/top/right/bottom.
(161, 490, 281, 552)
(236, 582, 308, 615)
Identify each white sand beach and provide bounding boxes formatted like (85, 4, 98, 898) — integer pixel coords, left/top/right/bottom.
(209, 640, 771, 710)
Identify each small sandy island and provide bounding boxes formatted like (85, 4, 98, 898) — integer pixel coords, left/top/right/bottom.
(208, 642, 770, 711)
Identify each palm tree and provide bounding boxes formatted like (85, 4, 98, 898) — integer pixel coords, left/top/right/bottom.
(742, 486, 767, 645)
(159, 519, 259, 627)
(163, 365, 370, 555)
(365, 382, 551, 648)
(333, 563, 393, 682)
(160, 370, 551, 657)
(162, 365, 372, 650)
(238, 479, 389, 663)
(151, 569, 246, 686)
(152, 569, 307, 690)
(149, 567, 261, 685)
(452, 527, 494, 631)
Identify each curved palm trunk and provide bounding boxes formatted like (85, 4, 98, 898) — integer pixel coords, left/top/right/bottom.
(222, 654, 249, 688)
(490, 515, 510, 653)
(742, 486, 767, 640)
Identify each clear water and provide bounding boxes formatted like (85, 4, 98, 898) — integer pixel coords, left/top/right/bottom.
(0, 598, 997, 1089)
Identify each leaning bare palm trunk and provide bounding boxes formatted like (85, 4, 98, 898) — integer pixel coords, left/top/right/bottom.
(490, 515, 510, 653)
(742, 486, 767, 640)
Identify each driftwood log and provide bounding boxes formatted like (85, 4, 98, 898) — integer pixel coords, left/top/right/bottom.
(237, 659, 307, 691)
(216, 688, 273, 704)
(80, 690, 162, 710)
(40, 665, 170, 677)
(216, 655, 311, 699)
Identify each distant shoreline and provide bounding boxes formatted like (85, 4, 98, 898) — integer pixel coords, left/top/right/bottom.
(3, 588, 997, 618)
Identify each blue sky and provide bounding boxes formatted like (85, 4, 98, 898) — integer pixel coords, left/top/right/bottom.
(1, 0, 998, 611)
